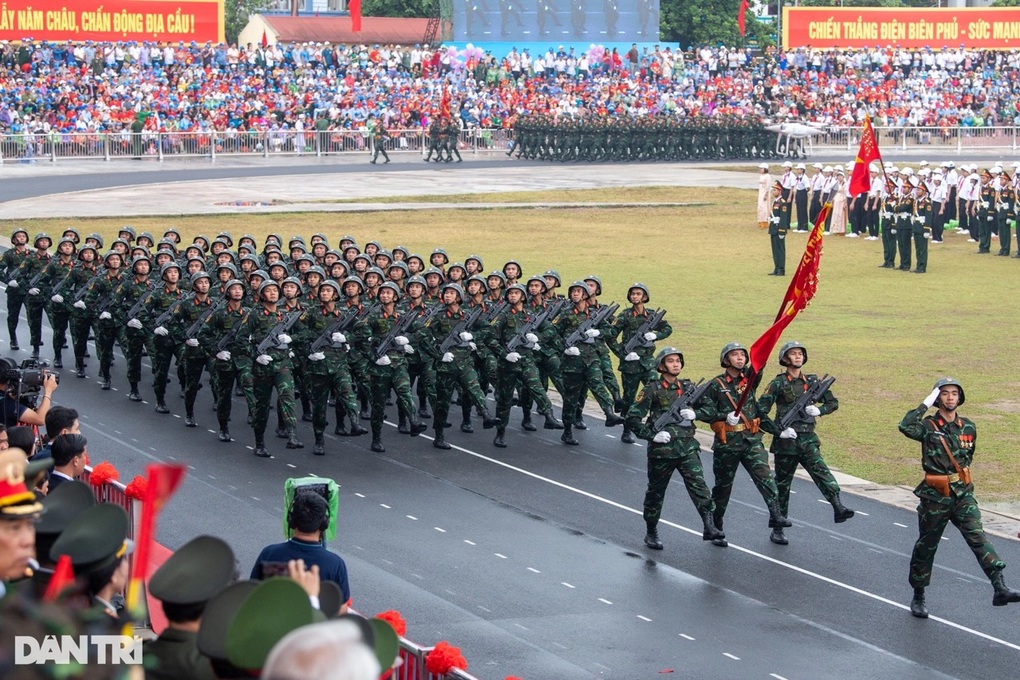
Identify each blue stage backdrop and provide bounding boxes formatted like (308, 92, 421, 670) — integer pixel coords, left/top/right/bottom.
(453, 0, 660, 42)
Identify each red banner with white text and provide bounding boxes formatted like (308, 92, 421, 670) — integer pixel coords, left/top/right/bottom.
(783, 7, 1020, 50)
(0, 0, 224, 44)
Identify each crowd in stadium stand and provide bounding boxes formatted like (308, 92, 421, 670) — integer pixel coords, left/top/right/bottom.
(0, 40, 1013, 136)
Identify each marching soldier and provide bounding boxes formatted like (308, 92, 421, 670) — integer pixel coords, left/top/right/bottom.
(912, 180, 933, 274)
(83, 251, 126, 391)
(758, 342, 854, 546)
(183, 273, 224, 431)
(899, 378, 1020, 618)
(118, 255, 155, 401)
(38, 237, 77, 368)
(627, 347, 724, 550)
(2, 228, 31, 350)
(147, 263, 187, 414)
(67, 245, 100, 378)
(767, 180, 788, 276)
(21, 233, 53, 360)
(370, 120, 391, 165)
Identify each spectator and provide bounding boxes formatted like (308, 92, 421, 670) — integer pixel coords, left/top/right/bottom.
(7, 425, 38, 458)
(0, 360, 58, 428)
(48, 433, 88, 493)
(36, 405, 80, 460)
(0, 424, 8, 450)
(262, 619, 380, 680)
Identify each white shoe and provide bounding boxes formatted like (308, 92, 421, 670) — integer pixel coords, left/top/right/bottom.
(967, 239, 977, 242)
(846, 233, 859, 238)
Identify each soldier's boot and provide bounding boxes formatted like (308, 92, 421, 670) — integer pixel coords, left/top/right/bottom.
(701, 511, 724, 541)
(285, 427, 304, 449)
(769, 527, 789, 545)
(481, 409, 499, 430)
(520, 410, 537, 432)
(76, 361, 86, 379)
(359, 396, 371, 421)
(460, 416, 474, 434)
(542, 411, 563, 430)
(155, 399, 170, 414)
(254, 438, 271, 458)
(417, 404, 432, 419)
(398, 409, 411, 434)
(644, 522, 664, 550)
(30, 346, 39, 361)
(767, 501, 793, 528)
(433, 427, 451, 450)
(991, 571, 1020, 606)
(711, 511, 728, 547)
(910, 588, 928, 618)
(831, 493, 856, 523)
(493, 428, 507, 448)
(128, 383, 142, 402)
(603, 408, 624, 427)
(234, 385, 244, 397)
(560, 425, 579, 446)
(621, 428, 636, 444)
(370, 434, 385, 453)
(612, 391, 625, 414)
(9, 334, 18, 351)
(574, 414, 587, 430)
(53, 351, 62, 369)
(409, 415, 427, 437)
(184, 411, 197, 428)
(348, 415, 368, 437)
(100, 373, 112, 390)
(218, 423, 233, 442)
(313, 433, 326, 456)
(334, 417, 349, 436)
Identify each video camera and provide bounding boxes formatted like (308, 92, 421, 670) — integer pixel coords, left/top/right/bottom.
(0, 357, 59, 408)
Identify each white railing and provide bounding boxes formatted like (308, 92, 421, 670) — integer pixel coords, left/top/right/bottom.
(811, 125, 1020, 154)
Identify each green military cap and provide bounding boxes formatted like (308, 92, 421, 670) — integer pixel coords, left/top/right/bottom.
(369, 617, 400, 671)
(149, 535, 235, 605)
(37, 481, 95, 536)
(25, 456, 54, 491)
(225, 578, 315, 670)
(465, 254, 484, 270)
(318, 580, 342, 619)
(50, 503, 131, 574)
(136, 231, 156, 246)
(198, 580, 259, 660)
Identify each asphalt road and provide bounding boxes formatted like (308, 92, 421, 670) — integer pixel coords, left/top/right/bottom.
(2, 303, 1018, 680)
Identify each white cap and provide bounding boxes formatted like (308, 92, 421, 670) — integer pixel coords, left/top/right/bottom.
(782, 161, 793, 168)
(813, 163, 823, 169)
(947, 161, 955, 168)
(940, 161, 951, 168)
(919, 168, 931, 176)
(909, 176, 920, 187)
(869, 162, 881, 173)
(795, 163, 806, 170)
(969, 173, 980, 181)
(991, 165, 1002, 174)
(846, 161, 854, 170)
(902, 167, 914, 176)
(919, 160, 929, 167)
(822, 166, 833, 172)
(836, 166, 846, 174)
(759, 162, 770, 169)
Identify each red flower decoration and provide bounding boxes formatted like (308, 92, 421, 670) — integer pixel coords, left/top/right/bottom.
(425, 641, 467, 675)
(505, 676, 525, 680)
(89, 462, 120, 487)
(124, 475, 148, 500)
(375, 610, 407, 637)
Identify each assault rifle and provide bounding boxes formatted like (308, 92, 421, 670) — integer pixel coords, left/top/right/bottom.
(564, 302, 619, 348)
(309, 307, 361, 354)
(438, 306, 483, 354)
(256, 310, 301, 355)
(482, 300, 508, 324)
(185, 300, 225, 339)
(374, 310, 419, 359)
(652, 379, 710, 432)
(46, 272, 75, 300)
(622, 308, 666, 355)
(153, 294, 193, 328)
(777, 375, 835, 430)
(72, 271, 104, 303)
(216, 314, 248, 352)
(506, 298, 565, 353)
(126, 287, 158, 321)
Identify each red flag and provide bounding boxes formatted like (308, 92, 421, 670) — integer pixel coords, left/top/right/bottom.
(440, 86, 451, 120)
(43, 554, 75, 602)
(849, 114, 883, 197)
(261, 28, 268, 48)
(349, 0, 362, 33)
(737, 0, 750, 37)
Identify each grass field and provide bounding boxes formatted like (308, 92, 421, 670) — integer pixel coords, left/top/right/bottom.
(7, 186, 1020, 499)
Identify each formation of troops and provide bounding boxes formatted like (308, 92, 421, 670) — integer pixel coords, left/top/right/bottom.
(508, 115, 777, 162)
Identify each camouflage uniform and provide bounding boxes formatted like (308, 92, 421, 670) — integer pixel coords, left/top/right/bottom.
(146, 284, 187, 409)
(490, 305, 559, 440)
(612, 297, 672, 442)
(0, 232, 30, 347)
(37, 254, 76, 366)
(196, 298, 247, 434)
(20, 247, 52, 354)
(83, 267, 126, 388)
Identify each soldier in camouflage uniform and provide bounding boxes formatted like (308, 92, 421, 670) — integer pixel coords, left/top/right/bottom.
(899, 378, 1020, 618)
(21, 233, 53, 360)
(401, 275, 439, 424)
(37, 237, 77, 368)
(443, 118, 463, 163)
(83, 251, 126, 390)
(424, 120, 443, 162)
(66, 245, 101, 378)
(342, 277, 373, 420)
(612, 283, 672, 444)
(1, 228, 31, 350)
(575, 275, 623, 429)
(627, 347, 724, 550)
(694, 342, 790, 547)
(758, 341, 854, 546)
(146, 262, 187, 414)
(117, 255, 155, 401)
(195, 277, 245, 439)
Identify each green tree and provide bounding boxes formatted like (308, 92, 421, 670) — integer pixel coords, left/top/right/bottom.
(992, 0, 1020, 6)
(660, 0, 774, 48)
(361, 0, 434, 17)
(226, 0, 272, 45)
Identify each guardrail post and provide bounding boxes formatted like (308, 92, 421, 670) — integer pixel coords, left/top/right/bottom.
(263, 132, 269, 158)
(211, 132, 217, 162)
(50, 137, 57, 163)
(957, 129, 962, 155)
(103, 134, 110, 161)
(157, 133, 164, 161)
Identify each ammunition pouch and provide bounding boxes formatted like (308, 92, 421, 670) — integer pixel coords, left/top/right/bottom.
(710, 417, 760, 445)
(924, 467, 970, 497)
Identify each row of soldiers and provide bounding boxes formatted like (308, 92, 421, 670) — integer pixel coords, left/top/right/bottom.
(423, 118, 464, 163)
(508, 114, 777, 162)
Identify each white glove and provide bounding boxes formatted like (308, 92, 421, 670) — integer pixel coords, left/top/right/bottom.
(458, 331, 473, 342)
(394, 335, 409, 346)
(584, 328, 600, 338)
(442, 352, 454, 363)
(770, 216, 780, 224)
(524, 333, 539, 344)
(331, 332, 346, 344)
(468, 341, 476, 351)
(99, 311, 112, 320)
(804, 405, 821, 417)
(725, 412, 740, 426)
(922, 387, 941, 408)
(73, 300, 86, 310)
(375, 355, 392, 366)
(531, 342, 541, 350)
(256, 354, 273, 366)
(154, 326, 169, 336)
(127, 318, 143, 329)
(778, 235, 785, 240)
(276, 333, 292, 345)
(216, 350, 231, 361)
(624, 351, 640, 361)
(51, 294, 64, 303)
(7, 279, 18, 288)
(643, 331, 656, 342)
(923, 232, 931, 239)
(308, 351, 326, 361)
(505, 352, 520, 363)
(185, 338, 200, 347)
(653, 431, 671, 444)
(890, 229, 897, 235)
(403, 344, 415, 355)
(28, 287, 40, 295)
(780, 427, 798, 440)
(564, 346, 581, 356)
(679, 408, 696, 421)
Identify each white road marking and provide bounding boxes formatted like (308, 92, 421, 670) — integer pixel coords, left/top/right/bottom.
(113, 430, 121, 434)
(679, 634, 695, 641)
(527, 567, 540, 573)
(723, 653, 740, 661)
(354, 493, 365, 498)
(187, 465, 196, 470)
(857, 511, 870, 516)
(478, 606, 491, 613)
(172, 414, 181, 418)
(380, 504, 391, 509)
(464, 540, 476, 545)
(207, 429, 216, 434)
(868, 548, 883, 554)
(817, 499, 828, 504)
(251, 497, 260, 501)
(770, 674, 789, 680)
(513, 623, 528, 630)
(598, 598, 612, 605)
(605, 434, 615, 439)
(830, 535, 842, 541)
(894, 522, 908, 528)
(561, 582, 575, 589)
(435, 527, 447, 533)
(130, 438, 138, 443)
(286, 463, 296, 468)
(381, 559, 393, 565)
(637, 615, 651, 622)
(494, 553, 508, 559)
(406, 515, 418, 520)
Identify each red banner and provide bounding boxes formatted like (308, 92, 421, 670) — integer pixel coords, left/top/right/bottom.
(0, 0, 224, 44)
(783, 7, 1020, 50)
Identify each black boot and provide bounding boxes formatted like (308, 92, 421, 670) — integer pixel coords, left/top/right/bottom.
(155, 401, 170, 414)
(460, 418, 474, 433)
(603, 409, 624, 427)
(334, 419, 349, 436)
(574, 416, 587, 430)
(831, 493, 855, 523)
(254, 439, 271, 458)
(275, 426, 288, 439)
(481, 412, 499, 429)
(992, 571, 1020, 606)
(128, 383, 142, 402)
(493, 428, 507, 448)
(613, 394, 626, 414)
(409, 416, 427, 436)
(100, 374, 111, 390)
(701, 511, 724, 541)
(711, 511, 728, 547)
(520, 413, 537, 432)
(218, 428, 233, 442)
(561, 425, 579, 446)
(313, 434, 325, 456)
(433, 428, 451, 450)
(30, 346, 39, 361)
(543, 411, 563, 430)
(621, 428, 636, 444)
(644, 522, 663, 550)
(371, 437, 385, 453)
(52, 352, 62, 368)
(417, 405, 432, 419)
(910, 588, 928, 618)
(9, 337, 18, 351)
(360, 407, 371, 420)
(770, 527, 789, 545)
(398, 412, 411, 434)
(184, 413, 197, 427)
(767, 501, 793, 528)
(302, 411, 314, 423)
(348, 415, 368, 436)
(285, 427, 304, 449)
(76, 363, 86, 378)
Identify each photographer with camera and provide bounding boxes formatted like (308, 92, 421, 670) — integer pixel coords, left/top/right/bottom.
(0, 358, 59, 428)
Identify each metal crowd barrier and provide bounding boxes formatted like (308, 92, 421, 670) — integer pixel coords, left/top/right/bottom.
(812, 125, 1020, 154)
(80, 464, 139, 541)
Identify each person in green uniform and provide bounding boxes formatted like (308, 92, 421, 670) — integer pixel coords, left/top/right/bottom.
(976, 169, 996, 254)
(21, 233, 53, 359)
(912, 180, 933, 274)
(67, 245, 101, 378)
(82, 251, 126, 391)
(116, 255, 154, 402)
(899, 377, 1020, 618)
(879, 178, 899, 269)
(147, 262, 187, 414)
(370, 120, 391, 165)
(758, 341, 854, 546)
(38, 237, 77, 368)
(627, 347, 724, 551)
(184, 273, 227, 432)
(1, 228, 31, 350)
(767, 181, 788, 276)
(695, 342, 790, 547)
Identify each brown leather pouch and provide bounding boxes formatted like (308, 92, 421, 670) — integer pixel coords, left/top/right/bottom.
(924, 473, 951, 497)
(746, 417, 761, 434)
(959, 467, 971, 485)
(710, 421, 728, 445)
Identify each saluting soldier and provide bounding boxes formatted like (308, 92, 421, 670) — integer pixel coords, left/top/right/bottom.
(895, 177, 916, 271)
